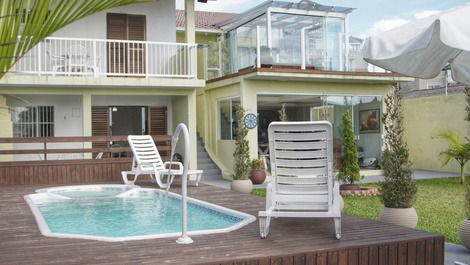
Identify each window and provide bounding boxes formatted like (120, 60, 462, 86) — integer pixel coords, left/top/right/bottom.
(218, 98, 240, 140)
(12, 106, 54, 138)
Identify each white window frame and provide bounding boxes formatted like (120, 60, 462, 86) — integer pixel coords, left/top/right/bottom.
(12, 106, 54, 138)
(217, 96, 240, 141)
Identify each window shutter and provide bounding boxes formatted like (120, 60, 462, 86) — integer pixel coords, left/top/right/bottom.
(91, 107, 109, 157)
(149, 107, 167, 135)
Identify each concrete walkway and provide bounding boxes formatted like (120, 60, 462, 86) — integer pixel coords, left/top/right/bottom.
(359, 169, 460, 183)
(445, 243, 470, 265)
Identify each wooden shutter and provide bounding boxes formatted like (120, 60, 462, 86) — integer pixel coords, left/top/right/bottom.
(128, 15, 146, 75)
(149, 107, 167, 135)
(107, 13, 146, 76)
(92, 107, 109, 157)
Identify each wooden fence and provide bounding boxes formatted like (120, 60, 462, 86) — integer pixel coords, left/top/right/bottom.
(0, 135, 171, 185)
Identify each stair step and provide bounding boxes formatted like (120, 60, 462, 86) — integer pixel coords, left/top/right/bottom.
(202, 168, 221, 175)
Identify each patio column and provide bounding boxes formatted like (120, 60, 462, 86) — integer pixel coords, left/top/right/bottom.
(184, 0, 196, 44)
(188, 90, 197, 170)
(240, 80, 258, 160)
(82, 93, 92, 158)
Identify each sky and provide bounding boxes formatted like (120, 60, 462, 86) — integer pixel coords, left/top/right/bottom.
(176, 0, 469, 38)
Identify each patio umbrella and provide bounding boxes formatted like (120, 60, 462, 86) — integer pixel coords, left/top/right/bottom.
(361, 3, 470, 86)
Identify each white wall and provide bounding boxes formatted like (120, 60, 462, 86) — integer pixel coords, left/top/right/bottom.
(7, 95, 83, 160)
(53, 0, 176, 43)
(6, 94, 174, 161)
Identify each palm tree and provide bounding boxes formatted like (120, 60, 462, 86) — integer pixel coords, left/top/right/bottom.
(433, 130, 470, 184)
(0, 0, 150, 78)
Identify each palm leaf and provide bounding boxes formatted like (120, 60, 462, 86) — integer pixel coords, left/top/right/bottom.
(0, 0, 151, 78)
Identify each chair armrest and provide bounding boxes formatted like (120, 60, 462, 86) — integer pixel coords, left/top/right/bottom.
(163, 161, 184, 174)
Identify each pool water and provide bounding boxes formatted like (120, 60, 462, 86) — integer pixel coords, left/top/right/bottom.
(25, 185, 255, 241)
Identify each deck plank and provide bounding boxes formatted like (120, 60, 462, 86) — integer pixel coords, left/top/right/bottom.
(0, 183, 444, 265)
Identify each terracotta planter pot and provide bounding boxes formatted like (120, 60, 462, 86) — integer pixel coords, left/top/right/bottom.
(379, 207, 418, 228)
(231, 179, 253, 194)
(460, 219, 470, 250)
(340, 184, 361, 191)
(250, 169, 266, 184)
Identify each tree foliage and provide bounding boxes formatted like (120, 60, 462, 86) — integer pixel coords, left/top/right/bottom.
(0, 0, 150, 78)
(232, 105, 250, 180)
(337, 111, 362, 184)
(433, 130, 470, 184)
(380, 85, 417, 208)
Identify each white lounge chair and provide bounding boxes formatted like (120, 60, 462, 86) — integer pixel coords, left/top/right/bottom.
(259, 121, 341, 239)
(122, 135, 202, 189)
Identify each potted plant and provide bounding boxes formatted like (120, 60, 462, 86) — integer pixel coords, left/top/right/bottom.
(378, 86, 418, 228)
(230, 105, 253, 194)
(337, 111, 363, 190)
(250, 159, 266, 184)
(433, 130, 470, 185)
(460, 184, 470, 250)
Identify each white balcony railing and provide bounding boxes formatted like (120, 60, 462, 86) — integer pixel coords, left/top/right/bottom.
(12, 37, 197, 79)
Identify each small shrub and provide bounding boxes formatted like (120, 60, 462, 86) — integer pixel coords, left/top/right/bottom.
(337, 111, 362, 184)
(379, 86, 417, 208)
(250, 159, 265, 170)
(232, 105, 250, 180)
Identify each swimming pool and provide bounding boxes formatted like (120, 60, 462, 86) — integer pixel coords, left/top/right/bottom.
(25, 185, 256, 242)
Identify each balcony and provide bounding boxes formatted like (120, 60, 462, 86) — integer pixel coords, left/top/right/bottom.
(12, 37, 197, 79)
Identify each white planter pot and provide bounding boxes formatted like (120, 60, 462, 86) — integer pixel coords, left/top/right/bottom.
(379, 207, 418, 228)
(231, 179, 253, 194)
(460, 219, 470, 250)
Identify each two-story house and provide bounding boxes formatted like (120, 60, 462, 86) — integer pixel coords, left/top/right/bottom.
(0, 0, 205, 169)
(194, 1, 413, 179)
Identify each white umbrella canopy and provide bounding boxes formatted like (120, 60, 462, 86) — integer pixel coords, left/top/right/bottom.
(361, 3, 470, 85)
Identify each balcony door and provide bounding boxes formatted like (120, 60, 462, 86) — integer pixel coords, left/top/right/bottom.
(106, 13, 146, 76)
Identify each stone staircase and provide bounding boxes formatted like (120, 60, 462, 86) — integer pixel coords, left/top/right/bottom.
(197, 136, 222, 181)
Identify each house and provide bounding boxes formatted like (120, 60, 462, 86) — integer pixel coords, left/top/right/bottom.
(0, 0, 206, 169)
(194, 1, 413, 179)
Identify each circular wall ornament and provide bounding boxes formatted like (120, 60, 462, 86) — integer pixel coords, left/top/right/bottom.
(244, 113, 258, 129)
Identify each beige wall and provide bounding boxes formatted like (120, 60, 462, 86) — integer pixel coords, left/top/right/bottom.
(0, 96, 13, 161)
(403, 92, 469, 174)
(197, 76, 392, 179)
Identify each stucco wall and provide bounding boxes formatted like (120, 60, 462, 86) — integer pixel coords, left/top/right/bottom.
(403, 92, 469, 174)
(53, 0, 176, 43)
(0, 96, 13, 161)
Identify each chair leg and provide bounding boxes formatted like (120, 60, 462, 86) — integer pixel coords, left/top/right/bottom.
(259, 215, 271, 239)
(334, 218, 341, 239)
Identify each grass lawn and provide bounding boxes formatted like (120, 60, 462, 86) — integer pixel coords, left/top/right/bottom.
(251, 177, 468, 245)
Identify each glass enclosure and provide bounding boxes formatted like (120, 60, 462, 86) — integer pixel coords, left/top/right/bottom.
(257, 94, 383, 169)
(208, 1, 359, 78)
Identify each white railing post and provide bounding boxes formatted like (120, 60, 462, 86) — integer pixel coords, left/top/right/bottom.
(93, 40, 98, 77)
(218, 40, 222, 77)
(145, 42, 149, 78)
(301, 28, 306, 70)
(37, 42, 42, 76)
(256, 25, 261, 69)
(203, 45, 208, 80)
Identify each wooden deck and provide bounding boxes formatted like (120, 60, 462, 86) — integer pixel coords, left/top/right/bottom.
(0, 183, 444, 265)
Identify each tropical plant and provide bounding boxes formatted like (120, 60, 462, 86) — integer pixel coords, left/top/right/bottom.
(232, 105, 250, 180)
(380, 85, 417, 208)
(0, 0, 150, 78)
(433, 130, 470, 184)
(250, 158, 265, 170)
(337, 111, 362, 184)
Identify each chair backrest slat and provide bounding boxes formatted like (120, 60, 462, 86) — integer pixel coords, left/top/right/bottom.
(128, 135, 164, 170)
(268, 121, 333, 203)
